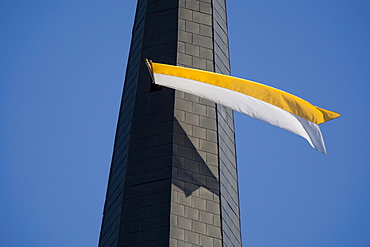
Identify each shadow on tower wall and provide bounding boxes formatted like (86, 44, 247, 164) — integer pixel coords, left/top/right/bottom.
(172, 117, 220, 198)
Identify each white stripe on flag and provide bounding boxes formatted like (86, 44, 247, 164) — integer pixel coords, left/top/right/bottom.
(154, 73, 327, 154)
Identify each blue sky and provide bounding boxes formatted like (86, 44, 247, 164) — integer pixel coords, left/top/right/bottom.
(1, 1, 369, 246)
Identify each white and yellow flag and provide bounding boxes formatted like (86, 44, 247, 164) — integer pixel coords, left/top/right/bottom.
(146, 60, 340, 154)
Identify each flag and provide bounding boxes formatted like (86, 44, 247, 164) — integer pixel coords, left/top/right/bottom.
(145, 59, 340, 154)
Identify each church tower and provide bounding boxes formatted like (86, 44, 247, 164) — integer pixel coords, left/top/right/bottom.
(99, 1, 241, 246)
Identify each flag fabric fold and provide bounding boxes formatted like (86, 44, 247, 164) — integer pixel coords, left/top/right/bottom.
(145, 60, 340, 154)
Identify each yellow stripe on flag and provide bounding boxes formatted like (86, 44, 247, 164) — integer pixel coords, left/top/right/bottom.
(151, 62, 340, 125)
